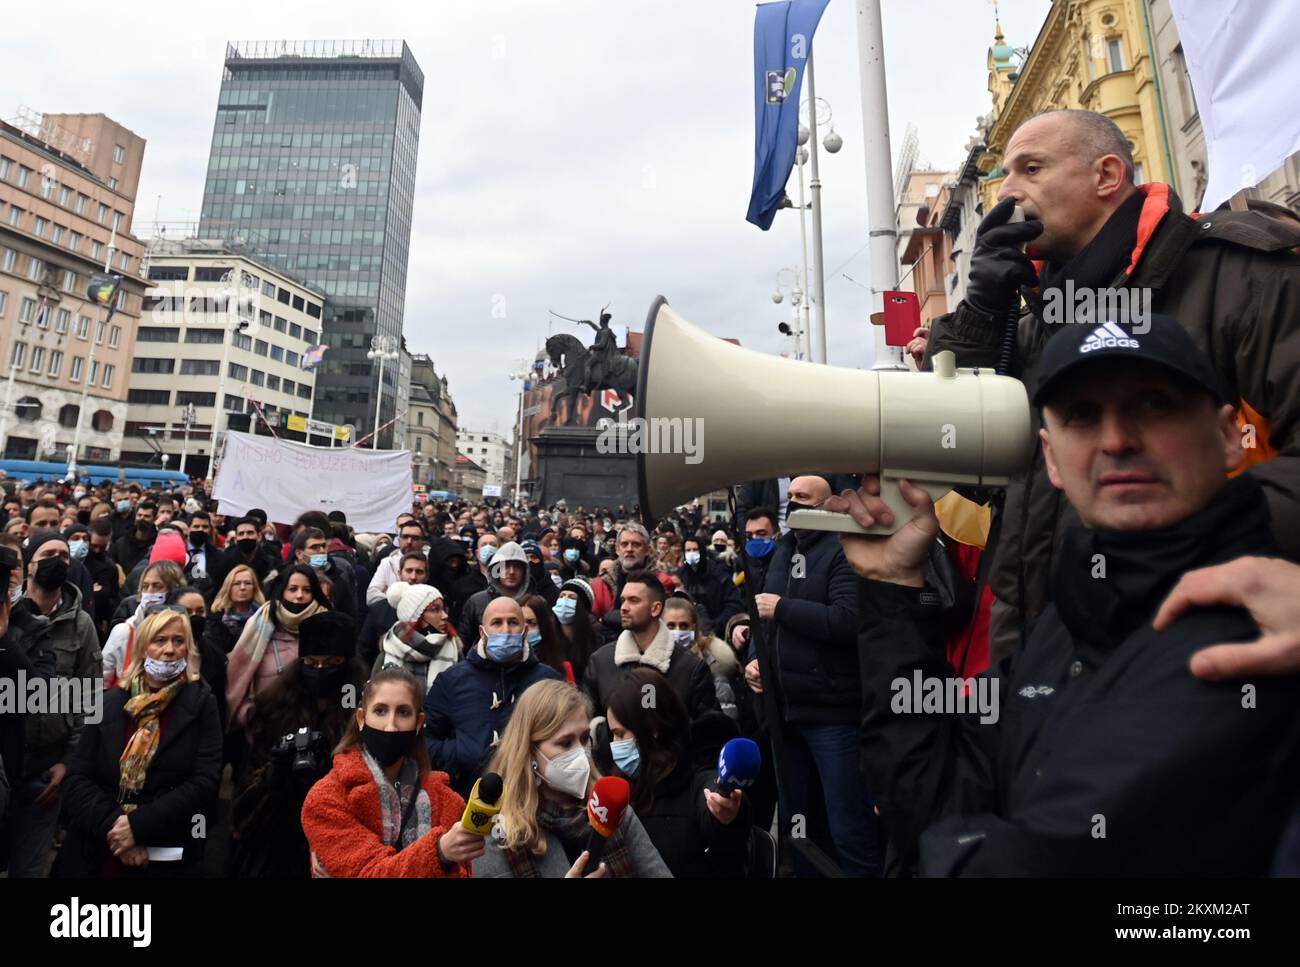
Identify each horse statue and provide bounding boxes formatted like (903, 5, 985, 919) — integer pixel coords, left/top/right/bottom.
(544, 333, 639, 425)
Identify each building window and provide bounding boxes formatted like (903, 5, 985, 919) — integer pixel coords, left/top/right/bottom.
(40, 176, 54, 199)
(267, 375, 280, 391)
(286, 351, 299, 368)
(48, 350, 63, 377)
(176, 391, 216, 406)
(27, 257, 42, 281)
(297, 384, 311, 399)
(2, 249, 14, 272)
(233, 332, 253, 351)
(77, 315, 90, 339)
(63, 269, 77, 292)
(277, 287, 290, 305)
(90, 240, 101, 260)
(289, 322, 302, 339)
(59, 404, 79, 428)
(67, 231, 80, 252)
(183, 328, 222, 344)
(224, 394, 243, 411)
(262, 280, 276, 298)
(148, 265, 189, 281)
(194, 266, 231, 282)
(7, 207, 22, 227)
(58, 185, 70, 206)
(228, 362, 248, 380)
(89, 361, 98, 385)
(29, 346, 45, 373)
(283, 380, 296, 395)
(0, 292, 6, 318)
(139, 326, 180, 342)
(97, 202, 109, 224)
(291, 295, 304, 312)
(70, 356, 83, 382)
(0, 157, 10, 180)
(131, 357, 176, 374)
(16, 396, 40, 421)
(1134, 162, 1145, 186)
(1107, 37, 1125, 73)
(273, 316, 287, 333)
(95, 320, 105, 343)
(127, 388, 170, 404)
(75, 194, 87, 214)
(114, 144, 126, 164)
(1173, 44, 1198, 118)
(118, 252, 129, 272)
(92, 410, 113, 431)
(16, 166, 31, 189)
(250, 369, 265, 386)
(9, 341, 25, 368)
(101, 365, 113, 389)
(111, 212, 123, 233)
(34, 217, 48, 237)
(306, 303, 321, 319)
(254, 339, 268, 356)
(55, 308, 71, 333)
(181, 359, 220, 375)
(109, 325, 121, 347)
(52, 225, 64, 245)
(19, 297, 34, 322)
(270, 345, 284, 362)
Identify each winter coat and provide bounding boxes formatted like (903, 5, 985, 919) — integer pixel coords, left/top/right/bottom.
(455, 542, 553, 642)
(11, 583, 102, 779)
(224, 605, 302, 730)
(754, 529, 860, 725)
(676, 557, 745, 635)
(472, 800, 671, 878)
(365, 547, 411, 606)
(926, 184, 1300, 662)
(301, 747, 470, 878)
(373, 622, 460, 700)
(82, 548, 122, 637)
(859, 474, 1300, 876)
(358, 599, 396, 667)
(0, 607, 54, 790)
(56, 679, 222, 878)
(422, 641, 562, 796)
(584, 621, 720, 721)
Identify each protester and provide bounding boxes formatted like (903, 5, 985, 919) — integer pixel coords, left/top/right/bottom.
(676, 535, 745, 635)
(521, 593, 569, 682)
(204, 565, 265, 657)
(301, 667, 480, 877)
(359, 551, 430, 666)
(593, 522, 673, 638)
(473, 679, 670, 878)
(366, 520, 429, 605)
(101, 560, 186, 689)
(56, 609, 221, 877)
(423, 596, 562, 796)
(850, 315, 1300, 875)
(376, 581, 459, 699)
(456, 541, 534, 642)
(663, 595, 742, 720)
(84, 518, 121, 639)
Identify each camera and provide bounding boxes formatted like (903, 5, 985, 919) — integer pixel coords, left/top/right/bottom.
(272, 727, 330, 782)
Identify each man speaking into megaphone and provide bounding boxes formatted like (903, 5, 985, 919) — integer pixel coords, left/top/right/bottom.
(838, 314, 1300, 876)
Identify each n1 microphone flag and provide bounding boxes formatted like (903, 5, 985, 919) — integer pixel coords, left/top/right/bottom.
(746, 0, 831, 231)
(1170, 0, 1300, 211)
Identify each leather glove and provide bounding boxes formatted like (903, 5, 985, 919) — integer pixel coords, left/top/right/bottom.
(964, 196, 1044, 318)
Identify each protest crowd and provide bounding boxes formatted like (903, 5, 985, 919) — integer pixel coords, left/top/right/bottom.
(2, 110, 1300, 879)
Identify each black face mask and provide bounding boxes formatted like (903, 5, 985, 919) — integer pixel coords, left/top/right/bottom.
(136, 523, 156, 543)
(713, 543, 727, 553)
(280, 599, 309, 615)
(300, 663, 348, 696)
(77, 510, 91, 525)
(236, 538, 258, 556)
(33, 557, 70, 591)
(189, 614, 207, 642)
(190, 531, 208, 548)
(360, 725, 418, 767)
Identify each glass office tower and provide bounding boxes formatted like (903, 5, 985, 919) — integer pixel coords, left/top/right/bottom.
(198, 40, 422, 446)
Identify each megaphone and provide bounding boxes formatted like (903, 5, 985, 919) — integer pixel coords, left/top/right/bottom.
(634, 296, 1034, 534)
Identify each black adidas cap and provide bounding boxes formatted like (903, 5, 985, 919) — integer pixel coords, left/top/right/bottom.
(1032, 313, 1228, 407)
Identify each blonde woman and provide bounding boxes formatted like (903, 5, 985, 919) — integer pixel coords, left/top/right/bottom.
(663, 596, 743, 721)
(56, 609, 221, 877)
(205, 564, 265, 656)
(472, 679, 670, 878)
(101, 559, 186, 689)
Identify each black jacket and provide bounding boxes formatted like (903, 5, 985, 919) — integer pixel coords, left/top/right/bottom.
(0, 608, 54, 791)
(676, 558, 745, 636)
(209, 542, 280, 593)
(754, 529, 860, 725)
(56, 679, 222, 877)
(858, 474, 1300, 876)
(584, 623, 720, 722)
(82, 548, 121, 637)
(358, 599, 396, 667)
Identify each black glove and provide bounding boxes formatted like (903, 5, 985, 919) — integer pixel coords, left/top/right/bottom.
(964, 196, 1043, 318)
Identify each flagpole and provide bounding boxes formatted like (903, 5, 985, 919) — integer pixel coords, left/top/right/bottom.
(805, 46, 829, 364)
(67, 226, 117, 479)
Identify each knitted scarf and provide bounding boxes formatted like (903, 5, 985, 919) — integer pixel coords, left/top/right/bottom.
(118, 679, 185, 805)
(504, 798, 635, 878)
(381, 622, 458, 690)
(233, 599, 327, 669)
(359, 748, 433, 849)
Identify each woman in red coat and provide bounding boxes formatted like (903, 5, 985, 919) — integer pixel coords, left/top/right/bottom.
(301, 667, 486, 877)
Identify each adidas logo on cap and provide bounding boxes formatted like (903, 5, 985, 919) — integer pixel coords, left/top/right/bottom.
(1079, 320, 1140, 354)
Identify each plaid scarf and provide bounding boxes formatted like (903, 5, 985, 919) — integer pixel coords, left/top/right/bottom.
(504, 799, 635, 878)
(118, 680, 185, 806)
(360, 749, 433, 849)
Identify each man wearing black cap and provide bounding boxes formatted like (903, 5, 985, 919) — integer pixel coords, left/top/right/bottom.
(5, 531, 101, 876)
(838, 315, 1300, 876)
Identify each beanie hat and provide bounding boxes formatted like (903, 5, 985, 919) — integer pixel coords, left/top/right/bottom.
(386, 580, 444, 625)
(559, 577, 594, 611)
(150, 532, 189, 568)
(711, 530, 729, 544)
(23, 529, 66, 566)
(298, 611, 358, 660)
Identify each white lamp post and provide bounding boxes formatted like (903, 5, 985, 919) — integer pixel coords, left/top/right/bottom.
(367, 334, 399, 450)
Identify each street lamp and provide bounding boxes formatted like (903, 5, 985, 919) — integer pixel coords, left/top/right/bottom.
(792, 90, 840, 365)
(366, 334, 399, 450)
(206, 270, 256, 486)
(508, 362, 534, 504)
(772, 267, 809, 360)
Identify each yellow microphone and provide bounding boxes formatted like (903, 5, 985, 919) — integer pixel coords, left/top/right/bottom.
(461, 773, 505, 836)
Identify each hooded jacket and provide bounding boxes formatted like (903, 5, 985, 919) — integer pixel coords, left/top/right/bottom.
(12, 582, 101, 780)
(926, 185, 1300, 662)
(456, 542, 544, 643)
(858, 474, 1300, 876)
(422, 638, 562, 796)
(584, 620, 720, 722)
(675, 556, 745, 636)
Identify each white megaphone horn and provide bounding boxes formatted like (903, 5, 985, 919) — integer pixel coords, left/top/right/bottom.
(634, 296, 1035, 534)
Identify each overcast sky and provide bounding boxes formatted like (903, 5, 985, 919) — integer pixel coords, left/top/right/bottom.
(2, 0, 1050, 434)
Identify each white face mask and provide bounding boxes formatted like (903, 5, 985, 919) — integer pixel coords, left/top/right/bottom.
(670, 628, 696, 647)
(535, 744, 591, 800)
(144, 656, 187, 682)
(8, 584, 22, 606)
(140, 592, 166, 610)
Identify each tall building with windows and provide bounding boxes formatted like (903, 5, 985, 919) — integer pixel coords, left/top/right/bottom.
(0, 111, 147, 463)
(198, 40, 423, 447)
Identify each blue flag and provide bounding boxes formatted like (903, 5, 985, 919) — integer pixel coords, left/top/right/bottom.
(746, 0, 830, 230)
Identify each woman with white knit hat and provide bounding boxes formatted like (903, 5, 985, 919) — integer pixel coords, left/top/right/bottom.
(377, 581, 461, 698)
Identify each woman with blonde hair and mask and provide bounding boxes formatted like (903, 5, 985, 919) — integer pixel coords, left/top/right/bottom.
(472, 679, 670, 878)
(56, 608, 221, 877)
(101, 559, 186, 690)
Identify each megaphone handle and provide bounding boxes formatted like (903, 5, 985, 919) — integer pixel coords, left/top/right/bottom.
(786, 476, 950, 536)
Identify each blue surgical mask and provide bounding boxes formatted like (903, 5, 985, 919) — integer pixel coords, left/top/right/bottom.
(309, 553, 328, 570)
(478, 546, 496, 565)
(563, 548, 580, 564)
(116, 500, 132, 513)
(486, 631, 524, 662)
(69, 539, 89, 560)
(611, 737, 640, 777)
(552, 597, 577, 624)
(526, 629, 543, 648)
(745, 537, 776, 558)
